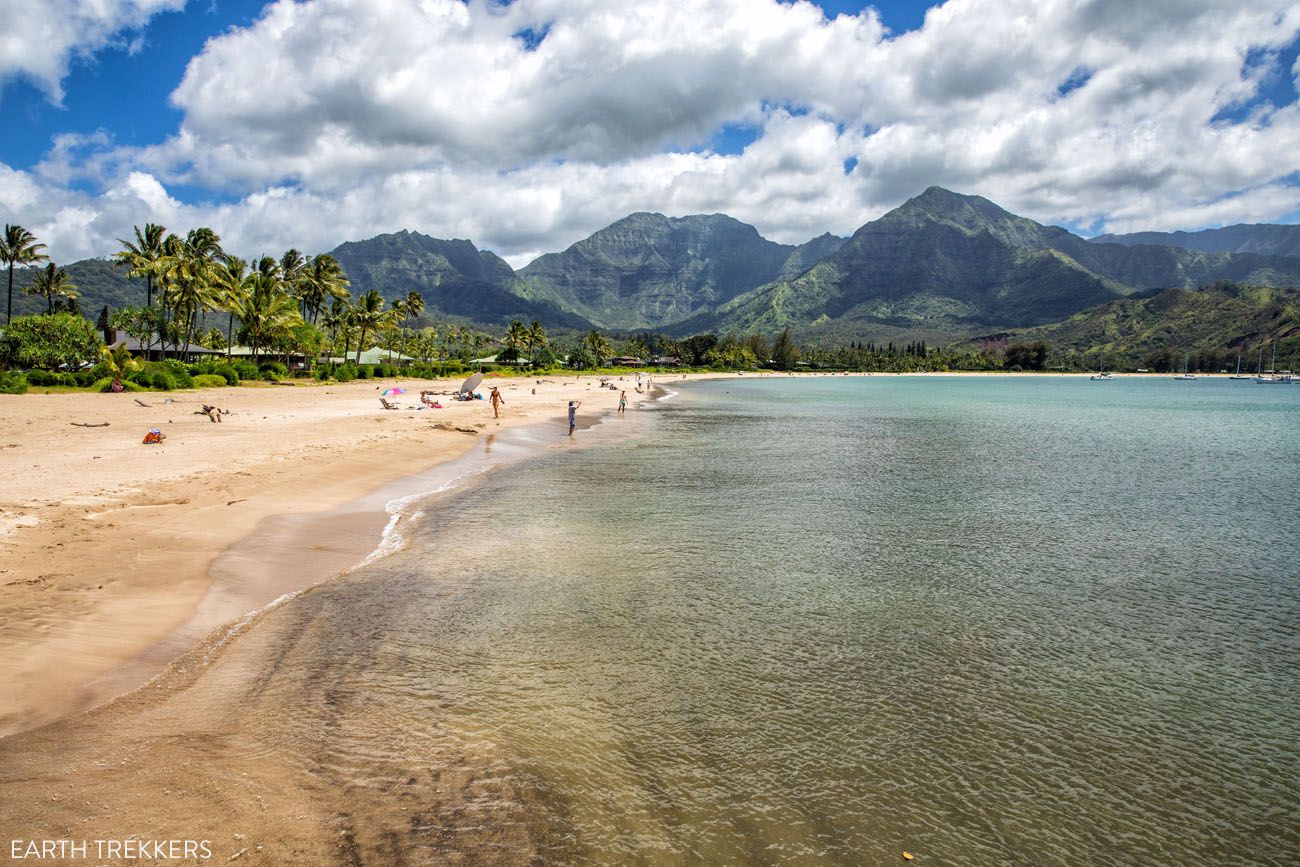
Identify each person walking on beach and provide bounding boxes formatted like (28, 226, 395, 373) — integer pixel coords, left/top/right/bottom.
(618, 390, 627, 415)
(568, 400, 581, 436)
(490, 386, 504, 420)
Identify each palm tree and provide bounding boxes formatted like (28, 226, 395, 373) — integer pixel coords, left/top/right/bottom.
(155, 233, 184, 356)
(211, 257, 249, 360)
(583, 329, 613, 366)
(503, 319, 528, 364)
(162, 227, 224, 358)
(232, 273, 301, 361)
(350, 290, 389, 365)
(113, 223, 167, 310)
(26, 263, 78, 314)
(402, 291, 424, 323)
(527, 319, 547, 366)
(2, 225, 49, 326)
(321, 298, 348, 367)
(279, 249, 308, 316)
(299, 253, 350, 324)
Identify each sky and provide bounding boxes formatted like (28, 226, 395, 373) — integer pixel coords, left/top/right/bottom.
(1, 0, 1298, 268)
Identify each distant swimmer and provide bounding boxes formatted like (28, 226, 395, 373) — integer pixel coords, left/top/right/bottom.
(568, 399, 581, 436)
(490, 385, 504, 419)
(618, 390, 627, 415)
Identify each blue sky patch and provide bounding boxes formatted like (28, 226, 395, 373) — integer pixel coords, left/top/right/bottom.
(1055, 66, 1092, 99)
(513, 22, 551, 51)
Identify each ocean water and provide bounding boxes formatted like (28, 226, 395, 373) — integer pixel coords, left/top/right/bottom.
(213, 376, 1300, 864)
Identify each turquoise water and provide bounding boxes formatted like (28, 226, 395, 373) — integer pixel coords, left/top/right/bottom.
(244, 377, 1300, 864)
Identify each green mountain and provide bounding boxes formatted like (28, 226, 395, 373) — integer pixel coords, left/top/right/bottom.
(514, 212, 845, 331)
(1011, 282, 1300, 371)
(8, 258, 146, 319)
(1090, 224, 1300, 258)
(695, 187, 1300, 341)
(329, 230, 591, 329)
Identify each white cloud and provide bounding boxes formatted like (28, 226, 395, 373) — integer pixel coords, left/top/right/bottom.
(4, 0, 1300, 267)
(0, 0, 184, 102)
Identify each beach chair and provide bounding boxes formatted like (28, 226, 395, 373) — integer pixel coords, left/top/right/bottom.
(379, 397, 401, 410)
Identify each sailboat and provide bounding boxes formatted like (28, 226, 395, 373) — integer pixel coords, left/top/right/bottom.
(1172, 353, 1196, 380)
(1090, 352, 1113, 380)
(1228, 351, 1253, 380)
(1257, 341, 1292, 383)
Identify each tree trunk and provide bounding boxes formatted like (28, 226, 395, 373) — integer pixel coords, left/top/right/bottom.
(226, 313, 234, 361)
(356, 327, 366, 365)
(6, 263, 13, 326)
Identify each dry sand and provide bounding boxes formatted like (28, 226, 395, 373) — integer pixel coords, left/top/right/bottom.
(0, 372, 659, 738)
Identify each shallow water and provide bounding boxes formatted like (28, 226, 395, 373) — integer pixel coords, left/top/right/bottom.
(226, 375, 1299, 865)
(6, 376, 1298, 866)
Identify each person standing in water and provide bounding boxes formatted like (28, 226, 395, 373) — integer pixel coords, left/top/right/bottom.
(489, 386, 505, 419)
(618, 390, 627, 415)
(568, 400, 581, 436)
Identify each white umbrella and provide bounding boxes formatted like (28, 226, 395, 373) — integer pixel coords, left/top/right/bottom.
(459, 372, 484, 395)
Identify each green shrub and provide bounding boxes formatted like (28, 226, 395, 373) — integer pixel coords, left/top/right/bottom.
(74, 369, 96, 386)
(354, 365, 370, 379)
(160, 360, 194, 388)
(213, 364, 239, 385)
(334, 363, 358, 382)
(150, 371, 176, 390)
(0, 313, 103, 369)
(259, 361, 288, 379)
(29, 369, 80, 387)
(0, 371, 28, 394)
(233, 359, 259, 380)
(193, 374, 227, 388)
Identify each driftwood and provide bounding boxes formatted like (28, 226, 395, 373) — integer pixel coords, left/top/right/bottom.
(134, 398, 151, 407)
(70, 422, 110, 428)
(195, 404, 230, 423)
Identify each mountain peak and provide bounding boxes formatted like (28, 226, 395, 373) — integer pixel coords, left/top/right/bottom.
(894, 187, 1012, 222)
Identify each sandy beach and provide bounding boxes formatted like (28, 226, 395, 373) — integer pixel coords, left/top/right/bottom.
(0, 373, 664, 738)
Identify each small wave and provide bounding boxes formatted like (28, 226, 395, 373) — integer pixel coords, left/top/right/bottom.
(657, 389, 679, 402)
(357, 466, 490, 568)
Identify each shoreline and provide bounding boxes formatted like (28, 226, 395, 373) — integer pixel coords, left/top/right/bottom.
(0, 373, 667, 738)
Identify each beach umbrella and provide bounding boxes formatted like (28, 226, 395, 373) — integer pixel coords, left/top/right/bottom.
(382, 387, 406, 396)
(459, 372, 484, 394)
